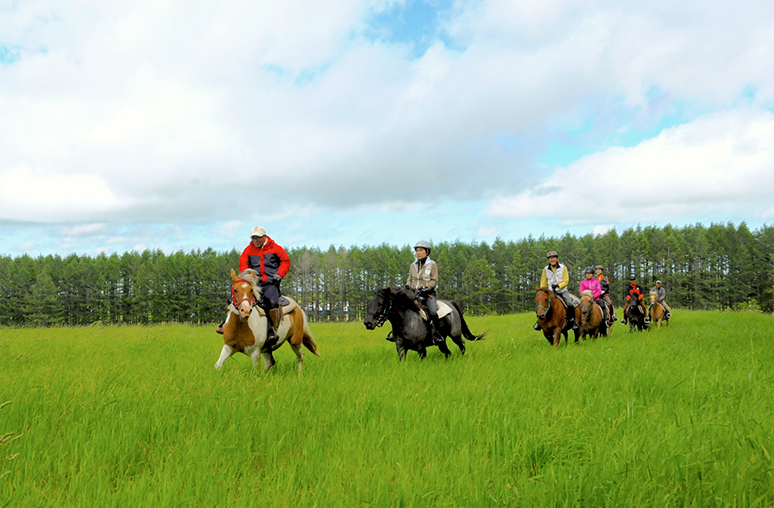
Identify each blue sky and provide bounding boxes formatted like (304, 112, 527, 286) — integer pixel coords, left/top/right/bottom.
(1, 0, 773, 257)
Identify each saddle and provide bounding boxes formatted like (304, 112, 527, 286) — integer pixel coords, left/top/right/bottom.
(417, 300, 453, 321)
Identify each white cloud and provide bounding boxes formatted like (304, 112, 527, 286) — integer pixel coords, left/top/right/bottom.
(487, 109, 774, 223)
(0, 0, 772, 231)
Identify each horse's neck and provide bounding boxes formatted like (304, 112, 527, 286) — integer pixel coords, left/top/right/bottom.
(390, 306, 421, 327)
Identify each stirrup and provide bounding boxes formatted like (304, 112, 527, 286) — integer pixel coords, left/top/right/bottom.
(620, 319, 627, 325)
(666, 312, 671, 319)
(533, 322, 541, 331)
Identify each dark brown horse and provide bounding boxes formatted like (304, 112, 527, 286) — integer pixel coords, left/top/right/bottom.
(579, 292, 607, 340)
(535, 287, 580, 348)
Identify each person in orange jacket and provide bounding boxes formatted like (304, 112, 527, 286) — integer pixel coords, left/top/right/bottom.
(621, 275, 649, 325)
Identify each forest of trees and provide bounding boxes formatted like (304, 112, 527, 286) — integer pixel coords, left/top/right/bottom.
(0, 222, 772, 327)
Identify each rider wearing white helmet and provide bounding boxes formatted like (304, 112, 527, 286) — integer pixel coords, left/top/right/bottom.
(406, 240, 443, 344)
(533, 250, 580, 331)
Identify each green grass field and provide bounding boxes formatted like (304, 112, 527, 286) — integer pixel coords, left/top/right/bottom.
(1, 311, 772, 507)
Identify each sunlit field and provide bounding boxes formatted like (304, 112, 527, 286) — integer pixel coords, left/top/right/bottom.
(1, 311, 772, 507)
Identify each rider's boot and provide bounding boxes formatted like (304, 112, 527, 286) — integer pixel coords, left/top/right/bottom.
(216, 321, 225, 335)
(568, 306, 579, 330)
(533, 322, 541, 331)
(266, 308, 280, 345)
(428, 318, 444, 345)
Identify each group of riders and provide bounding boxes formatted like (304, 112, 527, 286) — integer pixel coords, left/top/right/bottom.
(217, 227, 672, 342)
(531, 250, 671, 332)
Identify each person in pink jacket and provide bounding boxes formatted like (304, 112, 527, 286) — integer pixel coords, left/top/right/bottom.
(579, 267, 610, 325)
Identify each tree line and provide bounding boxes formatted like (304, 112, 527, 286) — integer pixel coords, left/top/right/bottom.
(0, 222, 771, 327)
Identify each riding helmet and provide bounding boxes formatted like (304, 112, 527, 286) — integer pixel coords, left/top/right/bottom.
(584, 267, 594, 274)
(595, 265, 604, 271)
(629, 275, 637, 281)
(546, 250, 559, 258)
(414, 240, 432, 256)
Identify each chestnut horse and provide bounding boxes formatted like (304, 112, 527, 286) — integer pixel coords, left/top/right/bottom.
(649, 290, 669, 328)
(535, 287, 580, 348)
(579, 292, 607, 340)
(214, 269, 319, 372)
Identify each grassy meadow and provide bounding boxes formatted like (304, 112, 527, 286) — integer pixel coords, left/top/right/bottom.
(0, 311, 772, 507)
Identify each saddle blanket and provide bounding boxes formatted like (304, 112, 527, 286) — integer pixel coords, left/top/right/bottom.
(418, 300, 453, 321)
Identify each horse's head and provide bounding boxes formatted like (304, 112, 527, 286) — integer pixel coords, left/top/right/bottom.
(579, 292, 594, 318)
(231, 268, 258, 319)
(364, 286, 391, 330)
(535, 287, 552, 320)
(649, 290, 658, 303)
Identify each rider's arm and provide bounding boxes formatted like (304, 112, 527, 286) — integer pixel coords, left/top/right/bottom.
(557, 267, 569, 289)
(238, 245, 251, 272)
(424, 262, 438, 291)
(275, 246, 291, 278)
(539, 269, 548, 288)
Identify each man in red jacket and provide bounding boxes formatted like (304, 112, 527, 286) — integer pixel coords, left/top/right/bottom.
(238, 226, 291, 341)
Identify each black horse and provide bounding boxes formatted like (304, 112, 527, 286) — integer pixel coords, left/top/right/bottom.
(625, 299, 649, 332)
(363, 286, 486, 360)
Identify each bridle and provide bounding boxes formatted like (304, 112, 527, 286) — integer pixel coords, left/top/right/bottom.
(231, 279, 257, 310)
(536, 291, 551, 316)
(372, 295, 392, 328)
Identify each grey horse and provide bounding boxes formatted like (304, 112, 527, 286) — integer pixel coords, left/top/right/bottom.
(363, 286, 486, 361)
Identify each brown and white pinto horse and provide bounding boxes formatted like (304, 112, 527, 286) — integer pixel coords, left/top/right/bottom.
(579, 292, 607, 340)
(215, 269, 319, 372)
(535, 287, 580, 348)
(649, 290, 669, 328)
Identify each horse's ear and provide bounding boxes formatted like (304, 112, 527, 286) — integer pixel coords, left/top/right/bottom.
(231, 268, 238, 282)
(534, 285, 539, 291)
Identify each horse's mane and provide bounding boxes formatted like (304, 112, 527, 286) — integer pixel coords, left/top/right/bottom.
(536, 286, 553, 296)
(237, 269, 263, 297)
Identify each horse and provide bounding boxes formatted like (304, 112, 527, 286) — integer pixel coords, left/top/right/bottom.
(535, 287, 581, 348)
(649, 290, 669, 328)
(578, 291, 607, 340)
(214, 269, 320, 372)
(363, 286, 486, 361)
(624, 297, 649, 332)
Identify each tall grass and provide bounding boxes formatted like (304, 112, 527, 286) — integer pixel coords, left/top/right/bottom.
(1, 311, 772, 507)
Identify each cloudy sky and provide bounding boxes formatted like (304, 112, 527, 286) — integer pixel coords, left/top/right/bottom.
(1, 0, 773, 257)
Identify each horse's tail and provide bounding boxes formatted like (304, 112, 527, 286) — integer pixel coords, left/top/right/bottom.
(451, 301, 487, 341)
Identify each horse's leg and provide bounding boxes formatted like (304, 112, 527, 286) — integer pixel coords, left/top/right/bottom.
(395, 337, 406, 361)
(446, 314, 466, 355)
(543, 330, 553, 345)
(290, 343, 304, 373)
(437, 339, 452, 359)
(553, 328, 562, 348)
(214, 345, 236, 370)
(417, 344, 428, 359)
(261, 351, 276, 371)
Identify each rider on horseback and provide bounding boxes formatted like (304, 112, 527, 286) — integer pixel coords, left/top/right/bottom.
(649, 280, 672, 319)
(533, 250, 580, 331)
(239, 226, 290, 343)
(595, 265, 618, 322)
(621, 275, 649, 324)
(579, 266, 611, 326)
(406, 241, 444, 345)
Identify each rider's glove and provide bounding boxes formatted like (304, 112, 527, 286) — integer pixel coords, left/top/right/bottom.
(270, 274, 282, 283)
